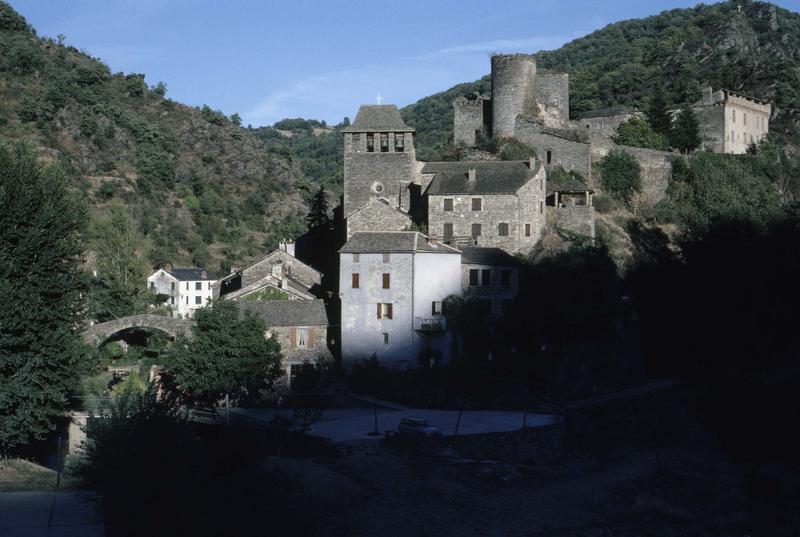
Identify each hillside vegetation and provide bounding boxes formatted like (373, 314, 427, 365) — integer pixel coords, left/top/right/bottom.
(0, 2, 316, 273)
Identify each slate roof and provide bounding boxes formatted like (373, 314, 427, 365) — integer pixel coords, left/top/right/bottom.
(342, 105, 415, 132)
(345, 197, 412, 220)
(460, 247, 522, 267)
(167, 268, 216, 281)
(238, 299, 329, 327)
(547, 176, 593, 194)
(340, 232, 460, 254)
(423, 160, 541, 195)
(578, 108, 639, 119)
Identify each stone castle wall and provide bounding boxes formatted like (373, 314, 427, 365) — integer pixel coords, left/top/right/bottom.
(534, 72, 570, 128)
(555, 206, 595, 238)
(590, 138, 673, 206)
(454, 96, 489, 147)
(492, 54, 538, 139)
(515, 119, 592, 179)
(343, 151, 415, 217)
(693, 104, 726, 153)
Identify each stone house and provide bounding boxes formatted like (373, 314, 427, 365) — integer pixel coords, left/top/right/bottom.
(460, 247, 521, 318)
(237, 299, 332, 388)
(213, 241, 322, 301)
(424, 159, 547, 254)
(345, 197, 412, 240)
(546, 176, 595, 238)
(147, 266, 217, 318)
(339, 231, 461, 370)
(690, 86, 771, 154)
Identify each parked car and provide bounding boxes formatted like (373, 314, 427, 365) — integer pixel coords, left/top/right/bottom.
(398, 417, 442, 437)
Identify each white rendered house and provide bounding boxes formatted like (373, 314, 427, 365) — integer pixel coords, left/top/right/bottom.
(147, 266, 217, 318)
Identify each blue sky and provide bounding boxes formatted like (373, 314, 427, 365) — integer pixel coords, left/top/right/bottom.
(9, 0, 800, 127)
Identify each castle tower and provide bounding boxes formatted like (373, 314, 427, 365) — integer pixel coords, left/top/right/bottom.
(491, 54, 538, 139)
(342, 105, 416, 229)
(453, 93, 491, 147)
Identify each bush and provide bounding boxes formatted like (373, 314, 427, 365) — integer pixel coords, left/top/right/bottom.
(599, 149, 642, 204)
(499, 137, 536, 160)
(612, 117, 670, 151)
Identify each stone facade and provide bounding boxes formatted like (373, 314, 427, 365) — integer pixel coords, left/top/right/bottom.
(460, 249, 520, 318)
(82, 314, 196, 344)
(453, 94, 491, 147)
(589, 139, 672, 206)
(691, 87, 771, 154)
(554, 205, 595, 238)
(345, 198, 412, 240)
(573, 110, 645, 138)
(534, 71, 570, 128)
(514, 118, 592, 180)
(491, 54, 538, 138)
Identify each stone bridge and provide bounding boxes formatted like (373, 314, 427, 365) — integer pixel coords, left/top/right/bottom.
(82, 314, 196, 344)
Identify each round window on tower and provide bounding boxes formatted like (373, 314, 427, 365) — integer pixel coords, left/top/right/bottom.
(372, 181, 385, 194)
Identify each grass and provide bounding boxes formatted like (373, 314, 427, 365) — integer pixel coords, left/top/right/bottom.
(0, 458, 59, 492)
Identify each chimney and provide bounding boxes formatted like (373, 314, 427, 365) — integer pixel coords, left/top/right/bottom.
(527, 157, 536, 170)
(703, 86, 713, 105)
(162, 262, 173, 273)
(279, 239, 296, 257)
(230, 266, 239, 274)
(467, 168, 477, 188)
(200, 270, 207, 279)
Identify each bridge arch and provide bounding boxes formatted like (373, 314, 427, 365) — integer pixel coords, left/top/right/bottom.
(82, 314, 196, 345)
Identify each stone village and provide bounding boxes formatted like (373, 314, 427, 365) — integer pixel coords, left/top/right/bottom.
(132, 53, 771, 385)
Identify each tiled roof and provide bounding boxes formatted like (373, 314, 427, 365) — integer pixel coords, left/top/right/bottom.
(345, 197, 412, 220)
(342, 105, 415, 132)
(238, 299, 329, 327)
(460, 247, 522, 266)
(423, 160, 540, 195)
(547, 176, 592, 194)
(167, 268, 216, 281)
(340, 232, 460, 254)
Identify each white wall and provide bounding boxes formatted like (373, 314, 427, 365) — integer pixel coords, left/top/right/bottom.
(147, 270, 217, 318)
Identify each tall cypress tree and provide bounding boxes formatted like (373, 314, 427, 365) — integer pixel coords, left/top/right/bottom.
(671, 105, 702, 154)
(0, 142, 88, 450)
(306, 186, 330, 232)
(647, 88, 673, 138)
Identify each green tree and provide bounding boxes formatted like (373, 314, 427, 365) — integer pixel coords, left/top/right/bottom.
(306, 186, 330, 232)
(230, 113, 242, 126)
(0, 142, 88, 450)
(88, 203, 150, 320)
(168, 301, 283, 411)
(612, 117, 669, 150)
(647, 88, 672, 138)
(599, 149, 642, 204)
(670, 105, 702, 154)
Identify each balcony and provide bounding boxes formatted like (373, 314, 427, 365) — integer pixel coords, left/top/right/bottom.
(414, 316, 446, 332)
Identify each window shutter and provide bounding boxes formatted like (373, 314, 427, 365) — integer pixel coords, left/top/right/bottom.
(382, 273, 390, 289)
(432, 301, 436, 316)
(290, 327, 297, 349)
(308, 328, 316, 348)
(386, 304, 393, 319)
(352, 273, 359, 288)
(377, 303, 382, 319)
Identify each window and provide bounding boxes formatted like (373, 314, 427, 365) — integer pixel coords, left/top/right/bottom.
(732, 110, 736, 123)
(208, 282, 212, 290)
(743, 112, 747, 125)
(149, 282, 155, 290)
(500, 269, 511, 287)
(540, 200, 544, 214)
(185, 296, 188, 304)
(443, 223, 454, 240)
(366, 133, 375, 152)
(353, 253, 360, 263)
(432, 301, 443, 315)
(546, 150, 552, 164)
(481, 269, 491, 287)
(377, 303, 393, 319)
(731, 130, 734, 143)
(297, 327, 308, 348)
(170, 297, 175, 305)
(469, 269, 479, 287)
(195, 282, 202, 291)
(382, 273, 390, 289)
(171, 282, 175, 291)
(380, 133, 389, 152)
(525, 223, 531, 237)
(443, 198, 453, 211)
(382, 253, 390, 263)
(395, 133, 404, 152)
(471, 223, 482, 239)
(352, 273, 360, 288)
(195, 296, 201, 305)
(471, 198, 482, 211)
(186, 282, 189, 290)
(498, 223, 509, 236)
(383, 332, 389, 344)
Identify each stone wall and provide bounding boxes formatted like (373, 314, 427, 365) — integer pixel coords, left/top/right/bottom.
(514, 119, 592, 179)
(453, 96, 488, 147)
(589, 138, 673, 207)
(555, 206, 595, 238)
(347, 199, 412, 239)
(269, 324, 332, 366)
(573, 111, 644, 138)
(534, 71, 570, 128)
(693, 104, 725, 153)
(343, 151, 415, 217)
(461, 264, 519, 317)
(492, 54, 538, 139)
